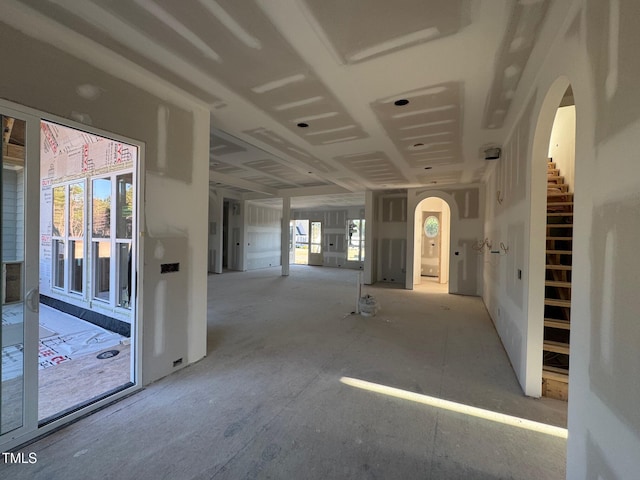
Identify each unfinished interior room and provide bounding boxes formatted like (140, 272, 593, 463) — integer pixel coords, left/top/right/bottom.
(1, 1, 639, 479)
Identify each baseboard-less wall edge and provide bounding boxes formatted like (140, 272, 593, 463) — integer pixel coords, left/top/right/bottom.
(40, 295, 131, 337)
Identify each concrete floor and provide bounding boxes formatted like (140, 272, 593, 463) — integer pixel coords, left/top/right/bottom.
(2, 266, 567, 479)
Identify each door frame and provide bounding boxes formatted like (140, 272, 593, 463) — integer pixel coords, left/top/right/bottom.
(308, 220, 323, 266)
(406, 191, 457, 291)
(1, 103, 40, 446)
(0, 98, 144, 451)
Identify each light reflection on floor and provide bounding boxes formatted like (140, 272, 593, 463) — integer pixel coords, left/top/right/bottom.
(340, 376, 568, 438)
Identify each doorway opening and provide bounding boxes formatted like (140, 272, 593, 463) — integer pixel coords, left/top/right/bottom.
(289, 219, 323, 266)
(37, 120, 138, 422)
(541, 85, 575, 401)
(222, 200, 229, 269)
(413, 197, 451, 287)
(290, 219, 309, 265)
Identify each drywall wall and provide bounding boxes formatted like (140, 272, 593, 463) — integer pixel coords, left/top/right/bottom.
(0, 23, 209, 386)
(245, 201, 282, 270)
(208, 190, 223, 273)
(377, 192, 407, 284)
(548, 106, 576, 193)
(406, 186, 484, 295)
(292, 205, 365, 269)
(482, 90, 538, 396)
(483, 0, 640, 477)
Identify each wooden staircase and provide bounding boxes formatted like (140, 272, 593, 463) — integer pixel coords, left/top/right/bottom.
(542, 159, 572, 400)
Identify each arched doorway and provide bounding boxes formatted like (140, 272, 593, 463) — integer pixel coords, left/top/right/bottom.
(528, 76, 575, 399)
(414, 197, 451, 287)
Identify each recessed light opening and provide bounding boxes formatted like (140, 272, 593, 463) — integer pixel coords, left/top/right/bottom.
(424, 166, 432, 170)
(394, 99, 409, 106)
(297, 122, 309, 128)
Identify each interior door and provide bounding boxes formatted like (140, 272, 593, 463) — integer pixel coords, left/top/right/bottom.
(308, 221, 323, 266)
(1, 109, 40, 448)
(421, 212, 441, 277)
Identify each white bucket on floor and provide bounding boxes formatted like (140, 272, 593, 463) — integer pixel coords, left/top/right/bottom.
(358, 295, 379, 317)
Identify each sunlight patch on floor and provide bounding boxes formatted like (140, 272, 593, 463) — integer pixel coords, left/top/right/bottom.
(340, 376, 568, 438)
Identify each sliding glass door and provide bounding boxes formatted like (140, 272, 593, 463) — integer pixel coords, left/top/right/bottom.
(0, 100, 141, 451)
(1, 108, 39, 446)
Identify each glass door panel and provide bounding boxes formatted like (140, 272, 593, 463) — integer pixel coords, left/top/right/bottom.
(308, 221, 323, 266)
(1, 115, 27, 435)
(292, 220, 309, 265)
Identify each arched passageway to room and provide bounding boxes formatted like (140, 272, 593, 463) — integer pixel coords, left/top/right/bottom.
(413, 197, 452, 288)
(406, 190, 460, 293)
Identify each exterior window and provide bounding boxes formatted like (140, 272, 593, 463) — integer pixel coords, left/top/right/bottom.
(69, 183, 84, 237)
(69, 183, 84, 293)
(116, 173, 133, 239)
(52, 186, 66, 236)
(70, 240, 84, 293)
(117, 243, 131, 308)
(51, 182, 86, 294)
(116, 173, 133, 308)
(92, 178, 111, 238)
(53, 240, 65, 289)
(92, 178, 112, 302)
(347, 219, 365, 261)
(49, 172, 134, 306)
(93, 241, 111, 301)
(52, 185, 67, 289)
(424, 215, 439, 238)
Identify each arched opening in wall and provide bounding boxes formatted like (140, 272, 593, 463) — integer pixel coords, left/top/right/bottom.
(541, 85, 576, 401)
(413, 197, 451, 289)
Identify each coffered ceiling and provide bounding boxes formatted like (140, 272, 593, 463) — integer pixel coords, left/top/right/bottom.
(5, 0, 554, 205)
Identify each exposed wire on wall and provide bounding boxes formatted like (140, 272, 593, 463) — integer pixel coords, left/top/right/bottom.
(496, 190, 504, 205)
(473, 238, 492, 254)
(489, 242, 509, 256)
(474, 238, 509, 263)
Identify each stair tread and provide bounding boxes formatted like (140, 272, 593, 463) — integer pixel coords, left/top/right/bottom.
(547, 192, 573, 197)
(547, 212, 574, 216)
(544, 318, 571, 330)
(547, 236, 573, 240)
(545, 298, 571, 307)
(546, 250, 573, 254)
(546, 264, 572, 270)
(545, 280, 572, 287)
(547, 224, 574, 227)
(544, 340, 570, 354)
(543, 367, 569, 382)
